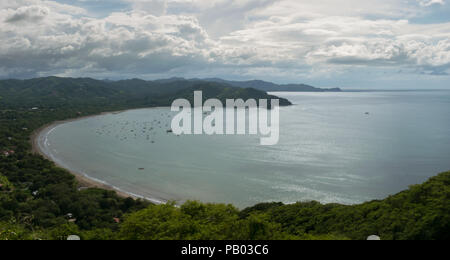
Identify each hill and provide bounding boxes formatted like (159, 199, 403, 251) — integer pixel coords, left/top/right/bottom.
(202, 78, 342, 92)
(240, 171, 450, 240)
(0, 77, 291, 109)
(119, 171, 450, 240)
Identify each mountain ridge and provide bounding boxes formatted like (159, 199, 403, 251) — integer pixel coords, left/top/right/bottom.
(201, 78, 342, 92)
(0, 76, 292, 109)
(0, 76, 341, 92)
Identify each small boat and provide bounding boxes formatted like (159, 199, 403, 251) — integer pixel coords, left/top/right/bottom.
(167, 129, 173, 133)
(138, 168, 145, 170)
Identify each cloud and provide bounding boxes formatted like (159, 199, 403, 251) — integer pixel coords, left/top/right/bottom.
(5, 5, 49, 23)
(0, 0, 449, 84)
(218, 15, 450, 71)
(0, 0, 86, 15)
(308, 38, 450, 69)
(419, 0, 445, 7)
(0, 5, 215, 78)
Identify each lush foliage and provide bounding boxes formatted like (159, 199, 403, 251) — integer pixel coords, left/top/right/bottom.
(0, 77, 448, 240)
(119, 201, 297, 240)
(117, 172, 450, 240)
(241, 171, 450, 240)
(0, 77, 291, 110)
(205, 78, 341, 92)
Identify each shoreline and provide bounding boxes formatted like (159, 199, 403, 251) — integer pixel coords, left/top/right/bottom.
(30, 108, 166, 203)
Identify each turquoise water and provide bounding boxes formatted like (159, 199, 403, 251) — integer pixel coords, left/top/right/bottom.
(38, 91, 450, 208)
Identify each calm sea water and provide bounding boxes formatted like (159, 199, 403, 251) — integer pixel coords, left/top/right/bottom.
(38, 91, 450, 207)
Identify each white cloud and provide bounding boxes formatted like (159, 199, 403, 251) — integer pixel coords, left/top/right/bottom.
(0, 0, 86, 15)
(419, 0, 445, 7)
(0, 4, 216, 78)
(218, 15, 450, 70)
(0, 0, 449, 82)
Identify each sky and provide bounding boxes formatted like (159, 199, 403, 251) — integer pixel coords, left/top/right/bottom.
(1, 0, 450, 89)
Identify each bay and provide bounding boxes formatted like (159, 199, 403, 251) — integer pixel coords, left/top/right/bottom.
(37, 90, 450, 208)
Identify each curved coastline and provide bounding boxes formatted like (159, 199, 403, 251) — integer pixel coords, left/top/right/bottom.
(31, 110, 167, 204)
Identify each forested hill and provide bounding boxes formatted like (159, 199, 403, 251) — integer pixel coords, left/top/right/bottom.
(202, 78, 342, 92)
(0, 77, 291, 109)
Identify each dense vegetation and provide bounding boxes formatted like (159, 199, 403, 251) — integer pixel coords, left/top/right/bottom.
(0, 77, 291, 109)
(0, 77, 448, 240)
(203, 78, 342, 92)
(241, 171, 450, 240)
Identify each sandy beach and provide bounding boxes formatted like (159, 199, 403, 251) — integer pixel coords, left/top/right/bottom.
(30, 111, 140, 200)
